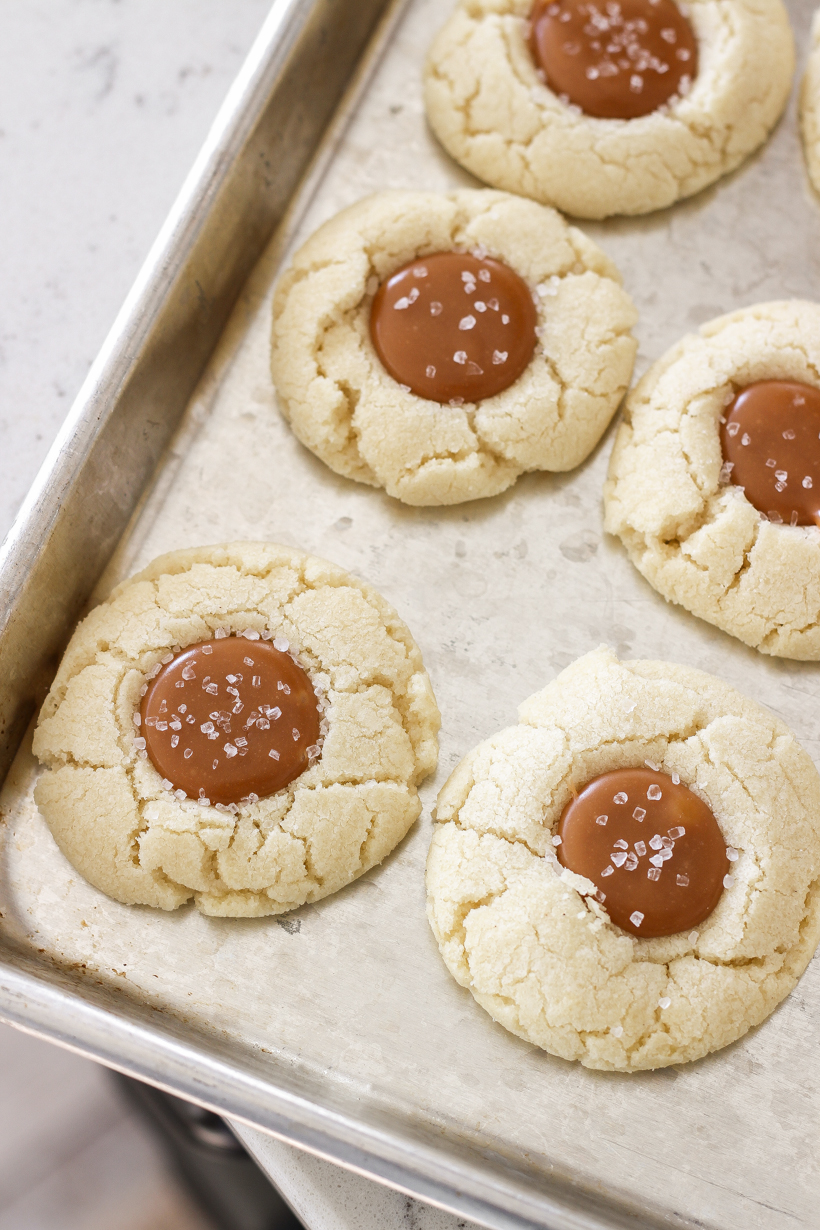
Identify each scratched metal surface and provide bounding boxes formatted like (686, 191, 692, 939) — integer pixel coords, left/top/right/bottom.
(1, 0, 819, 1226)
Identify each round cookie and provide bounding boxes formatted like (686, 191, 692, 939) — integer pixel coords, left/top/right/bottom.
(424, 0, 794, 220)
(271, 189, 637, 506)
(800, 9, 820, 197)
(604, 301, 820, 659)
(426, 647, 820, 1071)
(32, 542, 440, 917)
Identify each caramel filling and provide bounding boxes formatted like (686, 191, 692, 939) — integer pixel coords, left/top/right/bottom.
(370, 251, 538, 404)
(720, 380, 820, 526)
(140, 637, 322, 805)
(530, 0, 697, 120)
(557, 768, 730, 937)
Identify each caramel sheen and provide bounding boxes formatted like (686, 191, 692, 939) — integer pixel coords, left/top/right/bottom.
(557, 768, 728, 937)
(530, 0, 698, 120)
(369, 251, 538, 404)
(720, 381, 820, 526)
(140, 638, 321, 805)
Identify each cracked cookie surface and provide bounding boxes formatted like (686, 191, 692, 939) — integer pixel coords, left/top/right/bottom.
(426, 647, 820, 1071)
(424, 0, 794, 220)
(604, 301, 820, 659)
(32, 542, 440, 917)
(801, 10, 820, 197)
(270, 189, 637, 506)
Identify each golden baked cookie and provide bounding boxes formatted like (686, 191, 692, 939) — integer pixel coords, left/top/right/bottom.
(424, 0, 794, 220)
(33, 542, 440, 917)
(604, 301, 820, 659)
(271, 189, 637, 506)
(426, 647, 820, 1071)
(800, 9, 820, 196)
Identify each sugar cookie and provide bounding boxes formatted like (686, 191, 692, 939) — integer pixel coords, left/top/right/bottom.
(604, 301, 820, 659)
(271, 189, 637, 505)
(33, 542, 440, 916)
(426, 647, 820, 1070)
(424, 0, 794, 219)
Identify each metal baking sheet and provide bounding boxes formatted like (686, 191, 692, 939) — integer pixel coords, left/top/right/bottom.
(1, 1, 820, 1227)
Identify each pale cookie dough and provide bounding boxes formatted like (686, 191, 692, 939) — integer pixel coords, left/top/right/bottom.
(424, 0, 794, 220)
(427, 647, 820, 1071)
(33, 542, 440, 917)
(271, 189, 637, 506)
(800, 10, 820, 196)
(604, 301, 820, 659)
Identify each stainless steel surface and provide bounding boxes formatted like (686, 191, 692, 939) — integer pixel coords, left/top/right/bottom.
(1, 1, 819, 1228)
(230, 1121, 485, 1230)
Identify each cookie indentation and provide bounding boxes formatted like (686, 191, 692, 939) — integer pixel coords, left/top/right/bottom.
(720, 381, 820, 527)
(370, 252, 538, 404)
(530, 0, 697, 119)
(557, 768, 727, 936)
(141, 637, 322, 805)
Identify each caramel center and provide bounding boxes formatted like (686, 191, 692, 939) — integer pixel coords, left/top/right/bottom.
(140, 637, 322, 805)
(720, 380, 820, 526)
(530, 0, 698, 120)
(557, 768, 729, 937)
(369, 251, 538, 405)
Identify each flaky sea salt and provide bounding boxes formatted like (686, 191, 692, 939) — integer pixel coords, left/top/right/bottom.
(613, 791, 628, 805)
(611, 851, 628, 867)
(600, 866, 614, 877)
(723, 874, 735, 888)
(633, 807, 646, 822)
(688, 930, 699, 944)
(595, 814, 608, 825)
(630, 911, 644, 927)
(611, 1025, 623, 1038)
(551, 834, 562, 846)
(668, 826, 685, 839)
(647, 784, 662, 801)
(726, 846, 738, 861)
(658, 997, 671, 1010)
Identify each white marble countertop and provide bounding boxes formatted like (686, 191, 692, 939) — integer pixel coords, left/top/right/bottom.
(0, 4, 479, 1226)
